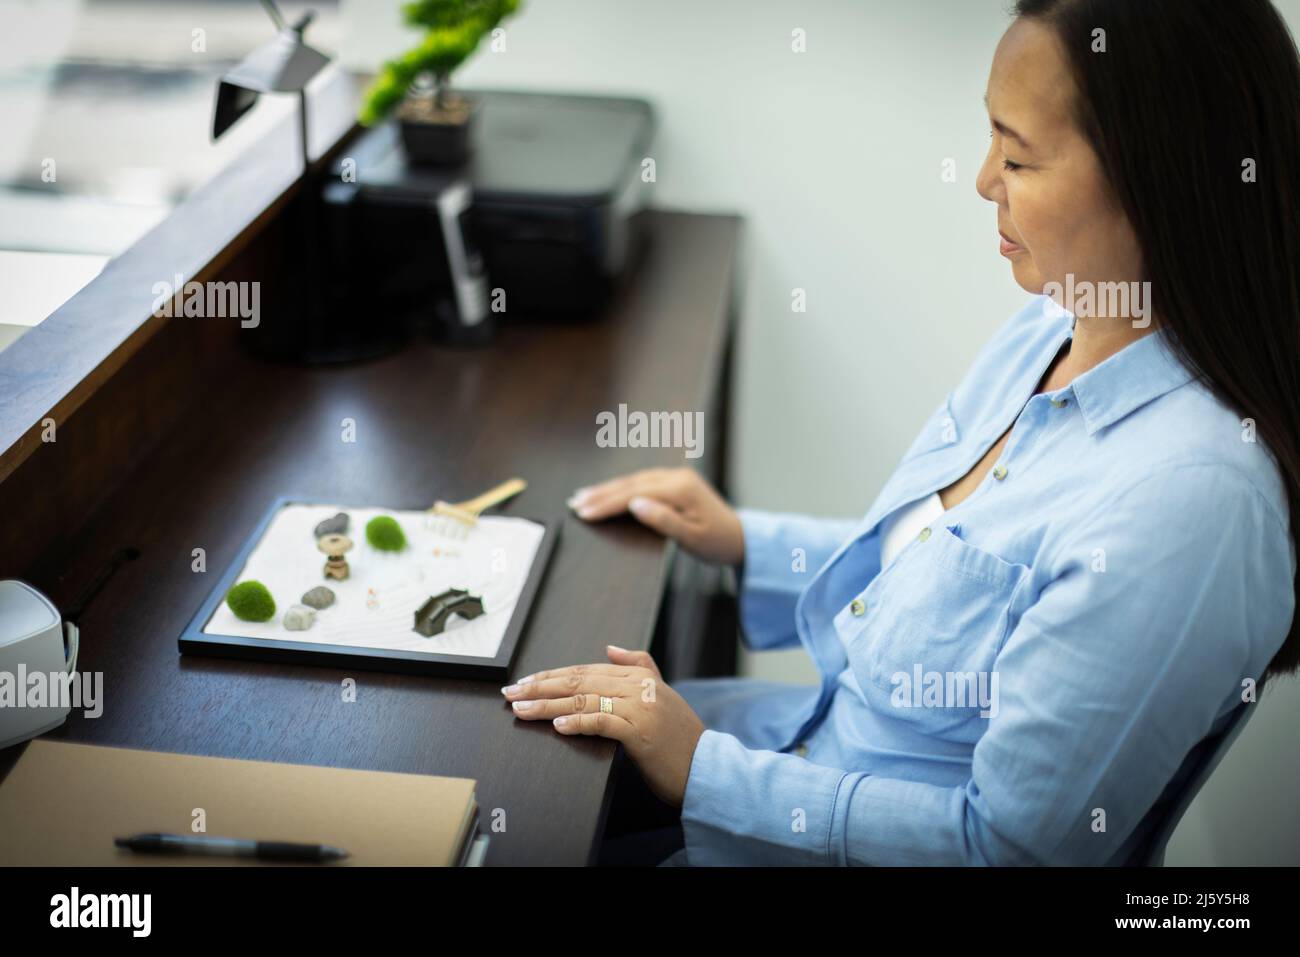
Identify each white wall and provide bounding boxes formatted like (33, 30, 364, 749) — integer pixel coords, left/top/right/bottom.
(339, 0, 1300, 866)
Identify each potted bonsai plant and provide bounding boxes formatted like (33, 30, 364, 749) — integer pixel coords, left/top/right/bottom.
(359, 0, 521, 166)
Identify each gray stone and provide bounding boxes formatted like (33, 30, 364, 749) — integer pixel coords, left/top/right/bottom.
(283, 604, 317, 631)
(301, 585, 336, 610)
(314, 512, 350, 537)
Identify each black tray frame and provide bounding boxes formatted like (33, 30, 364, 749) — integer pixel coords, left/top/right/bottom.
(178, 496, 558, 681)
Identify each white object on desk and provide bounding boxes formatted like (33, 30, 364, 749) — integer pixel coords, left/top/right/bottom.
(0, 580, 72, 749)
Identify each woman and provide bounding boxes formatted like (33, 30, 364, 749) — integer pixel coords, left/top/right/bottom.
(503, 0, 1300, 864)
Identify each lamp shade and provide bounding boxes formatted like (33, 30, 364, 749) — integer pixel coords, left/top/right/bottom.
(213, 28, 330, 139)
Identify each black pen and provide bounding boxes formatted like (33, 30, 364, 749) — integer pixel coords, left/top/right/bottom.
(115, 833, 349, 863)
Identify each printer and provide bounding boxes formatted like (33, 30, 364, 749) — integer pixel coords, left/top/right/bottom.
(317, 90, 655, 349)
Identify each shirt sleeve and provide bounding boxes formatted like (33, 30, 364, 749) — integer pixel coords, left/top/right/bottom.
(735, 508, 861, 651)
(682, 465, 1294, 864)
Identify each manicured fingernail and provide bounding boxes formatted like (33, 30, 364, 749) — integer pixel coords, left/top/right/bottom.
(577, 506, 597, 519)
(628, 496, 650, 514)
(501, 685, 519, 696)
(607, 644, 626, 652)
(553, 716, 570, 729)
(517, 674, 535, 684)
(512, 700, 536, 713)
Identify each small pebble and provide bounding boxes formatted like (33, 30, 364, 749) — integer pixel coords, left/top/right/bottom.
(283, 604, 317, 631)
(301, 585, 336, 610)
(314, 512, 350, 537)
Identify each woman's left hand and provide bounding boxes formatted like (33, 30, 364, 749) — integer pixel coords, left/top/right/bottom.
(502, 646, 705, 806)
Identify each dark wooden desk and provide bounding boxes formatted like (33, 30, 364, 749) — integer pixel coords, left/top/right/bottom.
(0, 210, 741, 865)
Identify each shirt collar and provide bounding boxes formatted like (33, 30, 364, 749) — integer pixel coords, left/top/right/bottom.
(1060, 321, 1197, 436)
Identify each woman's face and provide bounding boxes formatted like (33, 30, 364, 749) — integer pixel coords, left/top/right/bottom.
(977, 18, 1144, 307)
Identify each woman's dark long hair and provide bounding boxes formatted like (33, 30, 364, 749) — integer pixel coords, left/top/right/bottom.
(1014, 0, 1300, 679)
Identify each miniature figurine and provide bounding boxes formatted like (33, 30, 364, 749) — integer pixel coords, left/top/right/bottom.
(318, 533, 354, 581)
(413, 588, 485, 637)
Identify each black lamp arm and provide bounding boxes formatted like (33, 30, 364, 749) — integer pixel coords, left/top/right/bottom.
(259, 0, 286, 30)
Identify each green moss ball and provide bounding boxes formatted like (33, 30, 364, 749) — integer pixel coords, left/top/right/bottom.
(226, 580, 276, 622)
(366, 515, 407, 552)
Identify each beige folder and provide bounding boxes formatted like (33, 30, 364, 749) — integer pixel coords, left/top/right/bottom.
(0, 740, 478, 866)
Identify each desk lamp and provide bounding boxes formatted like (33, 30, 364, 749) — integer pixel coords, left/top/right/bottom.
(211, 1, 404, 362)
(213, 1, 329, 164)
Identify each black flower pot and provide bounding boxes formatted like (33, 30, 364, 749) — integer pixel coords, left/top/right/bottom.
(397, 92, 481, 167)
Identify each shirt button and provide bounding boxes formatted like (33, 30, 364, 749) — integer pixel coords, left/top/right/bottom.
(1050, 396, 1069, 408)
(993, 464, 1009, 481)
(794, 743, 809, 758)
(918, 527, 932, 542)
(850, 598, 866, 616)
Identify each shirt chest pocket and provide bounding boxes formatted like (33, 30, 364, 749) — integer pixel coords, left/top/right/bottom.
(842, 523, 1027, 731)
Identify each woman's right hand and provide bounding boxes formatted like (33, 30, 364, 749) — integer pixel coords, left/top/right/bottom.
(567, 468, 745, 566)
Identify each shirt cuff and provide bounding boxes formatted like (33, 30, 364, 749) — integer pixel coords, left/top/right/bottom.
(680, 729, 851, 865)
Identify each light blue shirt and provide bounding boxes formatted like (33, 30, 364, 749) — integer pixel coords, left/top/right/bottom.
(676, 296, 1294, 865)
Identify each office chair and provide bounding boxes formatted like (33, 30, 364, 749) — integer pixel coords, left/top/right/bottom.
(1132, 700, 1255, 866)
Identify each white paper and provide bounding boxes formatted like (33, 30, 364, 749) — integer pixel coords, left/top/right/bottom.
(204, 503, 545, 660)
